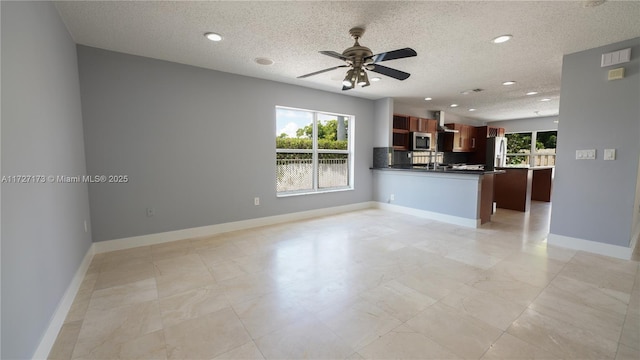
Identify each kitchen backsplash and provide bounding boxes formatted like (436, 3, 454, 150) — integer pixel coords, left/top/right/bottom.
(443, 152, 470, 164)
(373, 147, 391, 168)
(374, 147, 473, 168)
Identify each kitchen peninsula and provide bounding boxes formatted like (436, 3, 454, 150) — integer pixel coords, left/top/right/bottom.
(372, 107, 508, 227)
(494, 166, 554, 212)
(372, 164, 502, 227)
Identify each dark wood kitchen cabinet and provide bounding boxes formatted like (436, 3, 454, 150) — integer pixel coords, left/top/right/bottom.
(409, 117, 437, 134)
(442, 123, 476, 152)
(392, 114, 410, 150)
(470, 125, 506, 163)
(393, 114, 437, 150)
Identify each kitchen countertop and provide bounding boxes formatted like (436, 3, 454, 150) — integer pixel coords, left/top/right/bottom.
(372, 166, 505, 175)
(496, 166, 555, 170)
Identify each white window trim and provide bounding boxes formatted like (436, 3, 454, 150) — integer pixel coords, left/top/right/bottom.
(275, 106, 354, 196)
(505, 130, 557, 167)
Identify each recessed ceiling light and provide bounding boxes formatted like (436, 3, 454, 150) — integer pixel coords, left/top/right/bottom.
(468, 108, 476, 112)
(204, 32, 223, 42)
(492, 35, 513, 44)
(502, 81, 517, 86)
(424, 97, 432, 101)
(254, 57, 274, 66)
(371, 77, 381, 82)
(526, 91, 538, 95)
(540, 98, 551, 102)
(450, 104, 459, 108)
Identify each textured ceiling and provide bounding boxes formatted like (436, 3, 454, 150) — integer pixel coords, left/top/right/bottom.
(54, 1, 640, 122)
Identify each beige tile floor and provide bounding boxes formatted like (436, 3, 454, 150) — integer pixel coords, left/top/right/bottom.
(49, 202, 640, 359)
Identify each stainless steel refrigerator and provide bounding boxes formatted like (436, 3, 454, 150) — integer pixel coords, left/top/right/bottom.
(485, 136, 507, 170)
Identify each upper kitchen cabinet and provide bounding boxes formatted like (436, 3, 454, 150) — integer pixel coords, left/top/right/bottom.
(487, 126, 505, 137)
(409, 117, 437, 133)
(442, 123, 477, 152)
(470, 125, 506, 163)
(392, 114, 410, 150)
(393, 114, 437, 150)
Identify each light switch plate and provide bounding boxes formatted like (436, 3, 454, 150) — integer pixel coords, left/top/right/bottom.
(576, 149, 596, 160)
(604, 149, 616, 160)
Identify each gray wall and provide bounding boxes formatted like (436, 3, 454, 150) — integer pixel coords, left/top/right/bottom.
(550, 37, 640, 248)
(392, 102, 484, 127)
(373, 98, 393, 147)
(77, 46, 375, 242)
(1, 2, 92, 358)
(487, 116, 558, 133)
(394, 102, 431, 119)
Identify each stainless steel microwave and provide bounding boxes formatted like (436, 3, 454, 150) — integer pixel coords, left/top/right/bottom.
(411, 132, 433, 151)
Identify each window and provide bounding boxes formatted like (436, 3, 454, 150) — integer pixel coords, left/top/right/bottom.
(534, 131, 557, 166)
(506, 132, 532, 166)
(506, 130, 557, 166)
(275, 106, 353, 195)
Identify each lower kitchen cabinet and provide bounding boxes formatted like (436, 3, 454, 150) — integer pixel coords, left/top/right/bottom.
(494, 167, 553, 212)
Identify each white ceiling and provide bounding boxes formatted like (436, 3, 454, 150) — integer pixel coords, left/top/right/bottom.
(54, 1, 640, 122)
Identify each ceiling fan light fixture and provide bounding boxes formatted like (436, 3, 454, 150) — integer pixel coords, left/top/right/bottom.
(343, 69, 355, 87)
(204, 32, 223, 42)
(358, 71, 370, 87)
(298, 27, 417, 90)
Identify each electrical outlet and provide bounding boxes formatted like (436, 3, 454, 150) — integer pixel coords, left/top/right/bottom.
(146, 207, 155, 217)
(254, 197, 260, 206)
(84, 220, 88, 233)
(390, 194, 395, 201)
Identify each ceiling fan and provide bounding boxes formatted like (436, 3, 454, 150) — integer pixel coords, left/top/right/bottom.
(298, 27, 417, 90)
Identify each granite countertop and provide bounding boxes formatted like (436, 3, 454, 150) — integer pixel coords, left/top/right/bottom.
(372, 166, 505, 175)
(496, 166, 555, 170)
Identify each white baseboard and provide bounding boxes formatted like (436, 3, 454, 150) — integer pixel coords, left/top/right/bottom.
(375, 202, 480, 228)
(33, 244, 95, 359)
(94, 201, 376, 254)
(548, 233, 633, 260)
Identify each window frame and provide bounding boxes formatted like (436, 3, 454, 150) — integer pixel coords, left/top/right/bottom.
(275, 106, 354, 197)
(505, 130, 557, 167)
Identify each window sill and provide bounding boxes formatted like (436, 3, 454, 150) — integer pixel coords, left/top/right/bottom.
(277, 186, 354, 198)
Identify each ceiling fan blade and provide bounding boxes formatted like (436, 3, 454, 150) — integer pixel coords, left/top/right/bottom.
(369, 64, 411, 80)
(297, 65, 349, 79)
(366, 48, 417, 63)
(319, 50, 350, 61)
